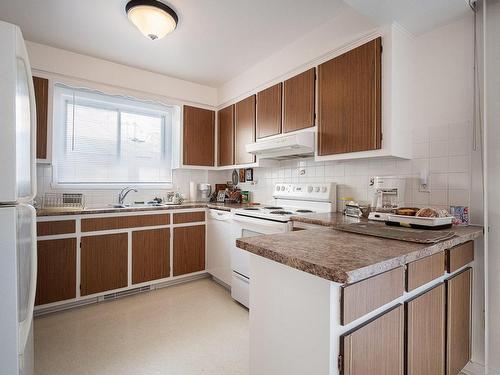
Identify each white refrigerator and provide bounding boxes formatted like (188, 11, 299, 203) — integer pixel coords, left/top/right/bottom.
(0, 20, 38, 375)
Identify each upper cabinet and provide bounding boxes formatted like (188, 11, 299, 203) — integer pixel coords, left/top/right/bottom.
(33, 76, 49, 161)
(183, 105, 215, 166)
(256, 83, 282, 139)
(316, 26, 412, 161)
(234, 95, 256, 165)
(283, 68, 315, 133)
(318, 38, 382, 156)
(218, 105, 234, 166)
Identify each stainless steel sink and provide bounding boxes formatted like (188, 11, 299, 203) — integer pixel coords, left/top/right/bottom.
(108, 203, 164, 209)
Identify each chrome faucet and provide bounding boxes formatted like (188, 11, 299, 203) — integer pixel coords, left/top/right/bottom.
(118, 187, 138, 205)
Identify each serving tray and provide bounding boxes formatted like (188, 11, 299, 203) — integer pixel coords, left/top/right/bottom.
(386, 214, 453, 228)
(335, 223, 455, 244)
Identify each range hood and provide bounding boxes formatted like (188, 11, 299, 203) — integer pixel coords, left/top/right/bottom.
(245, 132, 314, 159)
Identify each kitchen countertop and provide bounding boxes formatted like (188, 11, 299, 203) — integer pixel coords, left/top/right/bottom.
(36, 201, 259, 217)
(236, 213, 483, 284)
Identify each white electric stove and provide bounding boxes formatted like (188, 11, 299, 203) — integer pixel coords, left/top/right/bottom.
(231, 183, 336, 307)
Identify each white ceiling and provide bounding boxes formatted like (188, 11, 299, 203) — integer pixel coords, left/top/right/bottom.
(0, 0, 472, 87)
(0, 0, 344, 87)
(344, 0, 471, 35)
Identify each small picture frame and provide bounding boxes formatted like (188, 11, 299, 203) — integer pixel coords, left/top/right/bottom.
(239, 169, 246, 183)
(245, 168, 253, 182)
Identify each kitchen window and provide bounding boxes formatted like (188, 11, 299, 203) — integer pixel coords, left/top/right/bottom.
(52, 84, 176, 188)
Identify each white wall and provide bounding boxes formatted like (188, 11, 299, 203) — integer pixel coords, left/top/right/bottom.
(27, 41, 218, 107)
(217, 4, 377, 106)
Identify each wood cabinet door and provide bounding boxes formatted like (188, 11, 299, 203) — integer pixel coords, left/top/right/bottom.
(318, 37, 382, 155)
(173, 225, 206, 276)
(81, 233, 128, 296)
(283, 68, 315, 133)
(183, 105, 215, 166)
(132, 228, 170, 284)
(341, 305, 404, 375)
(234, 95, 256, 165)
(33, 76, 49, 160)
(256, 83, 282, 138)
(446, 268, 472, 375)
(218, 105, 234, 166)
(406, 284, 446, 375)
(36, 238, 77, 305)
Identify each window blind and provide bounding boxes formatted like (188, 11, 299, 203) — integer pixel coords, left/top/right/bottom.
(53, 84, 174, 186)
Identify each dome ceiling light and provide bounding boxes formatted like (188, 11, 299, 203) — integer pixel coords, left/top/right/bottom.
(126, 0, 178, 41)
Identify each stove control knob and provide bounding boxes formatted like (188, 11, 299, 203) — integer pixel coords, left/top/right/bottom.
(307, 186, 313, 193)
(281, 186, 285, 191)
(275, 185, 280, 191)
(321, 186, 327, 193)
(314, 186, 320, 192)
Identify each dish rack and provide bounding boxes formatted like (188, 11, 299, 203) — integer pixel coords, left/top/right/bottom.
(41, 193, 85, 210)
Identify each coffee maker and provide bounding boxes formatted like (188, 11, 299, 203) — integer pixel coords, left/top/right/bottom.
(368, 176, 406, 221)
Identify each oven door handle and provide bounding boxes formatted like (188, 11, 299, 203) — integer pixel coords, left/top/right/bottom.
(233, 215, 287, 229)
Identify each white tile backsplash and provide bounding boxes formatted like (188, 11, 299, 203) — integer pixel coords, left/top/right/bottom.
(35, 165, 225, 207)
(241, 121, 473, 213)
(430, 157, 449, 173)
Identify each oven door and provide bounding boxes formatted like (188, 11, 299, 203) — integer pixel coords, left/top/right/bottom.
(231, 215, 291, 278)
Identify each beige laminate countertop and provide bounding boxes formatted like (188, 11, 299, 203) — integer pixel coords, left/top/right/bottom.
(236, 212, 483, 285)
(36, 202, 259, 217)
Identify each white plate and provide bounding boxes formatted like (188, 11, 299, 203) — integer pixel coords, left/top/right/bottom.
(386, 214, 453, 227)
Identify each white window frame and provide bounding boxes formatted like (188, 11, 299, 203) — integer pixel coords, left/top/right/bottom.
(51, 84, 176, 190)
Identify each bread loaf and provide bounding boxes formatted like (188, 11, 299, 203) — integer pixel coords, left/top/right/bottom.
(416, 207, 450, 218)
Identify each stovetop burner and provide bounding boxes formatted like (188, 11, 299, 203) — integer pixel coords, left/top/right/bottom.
(270, 210, 294, 215)
(243, 207, 260, 210)
(264, 206, 283, 210)
(295, 209, 314, 213)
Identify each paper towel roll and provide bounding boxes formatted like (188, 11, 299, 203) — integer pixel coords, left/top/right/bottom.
(189, 182, 197, 202)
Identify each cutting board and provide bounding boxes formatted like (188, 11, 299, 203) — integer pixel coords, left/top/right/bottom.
(335, 223, 455, 244)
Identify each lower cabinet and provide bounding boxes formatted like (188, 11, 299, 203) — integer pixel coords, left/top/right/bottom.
(80, 233, 128, 296)
(36, 238, 77, 305)
(173, 225, 206, 276)
(341, 305, 404, 375)
(406, 283, 446, 375)
(132, 228, 170, 284)
(446, 268, 472, 375)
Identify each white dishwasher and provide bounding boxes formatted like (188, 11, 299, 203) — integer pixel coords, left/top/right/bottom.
(206, 209, 234, 287)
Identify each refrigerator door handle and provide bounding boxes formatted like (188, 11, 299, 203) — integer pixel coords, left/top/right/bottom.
(18, 204, 37, 355)
(23, 55, 37, 201)
(16, 35, 37, 202)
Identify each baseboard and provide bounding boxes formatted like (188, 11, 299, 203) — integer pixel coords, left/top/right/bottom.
(463, 361, 485, 375)
(210, 275, 231, 291)
(463, 361, 500, 375)
(35, 273, 211, 316)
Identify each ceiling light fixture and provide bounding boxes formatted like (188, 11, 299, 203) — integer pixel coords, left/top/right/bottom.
(126, 0, 178, 41)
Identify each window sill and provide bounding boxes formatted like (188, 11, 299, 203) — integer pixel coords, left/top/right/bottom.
(50, 182, 174, 190)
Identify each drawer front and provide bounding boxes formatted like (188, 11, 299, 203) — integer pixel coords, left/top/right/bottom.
(341, 267, 405, 325)
(447, 241, 474, 273)
(173, 211, 206, 224)
(406, 252, 445, 292)
(81, 214, 169, 232)
(37, 220, 76, 236)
